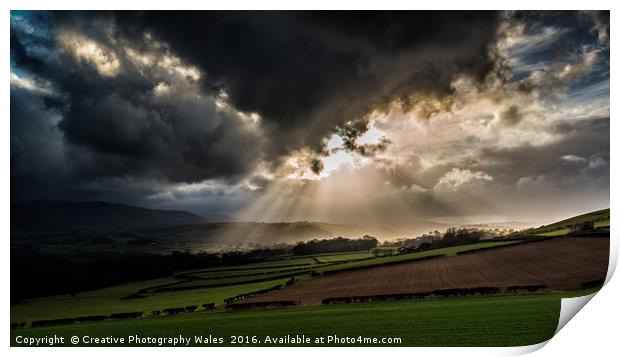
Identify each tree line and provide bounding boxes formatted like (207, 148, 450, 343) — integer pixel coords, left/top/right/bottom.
(291, 235, 379, 256)
(383, 228, 484, 251)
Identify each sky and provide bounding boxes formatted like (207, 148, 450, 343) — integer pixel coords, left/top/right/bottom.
(10, 11, 610, 226)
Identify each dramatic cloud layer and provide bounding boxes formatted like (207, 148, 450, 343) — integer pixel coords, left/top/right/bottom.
(11, 11, 609, 227)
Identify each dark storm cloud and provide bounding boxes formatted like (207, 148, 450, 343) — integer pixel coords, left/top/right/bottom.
(114, 11, 503, 153)
(11, 86, 67, 201)
(11, 11, 266, 202)
(11, 11, 505, 203)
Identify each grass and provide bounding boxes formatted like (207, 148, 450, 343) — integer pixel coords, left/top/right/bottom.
(177, 257, 317, 275)
(75, 277, 184, 298)
(595, 219, 610, 228)
(11, 279, 290, 323)
(537, 228, 572, 237)
(314, 252, 375, 263)
(171, 272, 302, 288)
(183, 266, 314, 280)
(10, 288, 599, 347)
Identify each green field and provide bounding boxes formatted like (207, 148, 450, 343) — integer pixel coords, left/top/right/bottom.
(11, 240, 521, 325)
(11, 279, 290, 323)
(314, 252, 374, 263)
(178, 257, 317, 274)
(519, 208, 609, 236)
(75, 277, 185, 298)
(537, 228, 572, 237)
(182, 266, 313, 280)
(595, 219, 610, 228)
(171, 273, 302, 289)
(10, 289, 599, 347)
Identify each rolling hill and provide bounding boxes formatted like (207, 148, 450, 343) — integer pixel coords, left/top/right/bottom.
(11, 201, 208, 233)
(517, 208, 609, 236)
(10, 201, 368, 247)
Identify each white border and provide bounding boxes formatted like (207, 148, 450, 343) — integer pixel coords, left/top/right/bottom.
(3, 2, 617, 356)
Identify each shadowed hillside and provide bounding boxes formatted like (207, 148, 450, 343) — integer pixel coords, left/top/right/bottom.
(11, 201, 208, 232)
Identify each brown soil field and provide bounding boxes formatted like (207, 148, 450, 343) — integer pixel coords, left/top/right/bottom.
(247, 237, 609, 305)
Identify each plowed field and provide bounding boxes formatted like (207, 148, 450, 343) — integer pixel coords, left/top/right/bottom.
(248, 237, 609, 305)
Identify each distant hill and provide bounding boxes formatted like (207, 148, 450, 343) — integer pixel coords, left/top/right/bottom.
(137, 221, 358, 245)
(517, 208, 610, 237)
(10, 201, 361, 245)
(202, 214, 236, 223)
(11, 201, 208, 233)
(9, 201, 465, 247)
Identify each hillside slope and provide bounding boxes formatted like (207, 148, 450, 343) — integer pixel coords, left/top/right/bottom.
(11, 201, 207, 233)
(518, 208, 609, 236)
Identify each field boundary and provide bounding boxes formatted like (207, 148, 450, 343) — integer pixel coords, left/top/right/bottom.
(175, 261, 315, 275)
(320, 285, 548, 305)
(11, 278, 605, 328)
(319, 253, 448, 276)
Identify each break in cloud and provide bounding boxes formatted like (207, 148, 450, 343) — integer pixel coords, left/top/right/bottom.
(11, 11, 609, 226)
